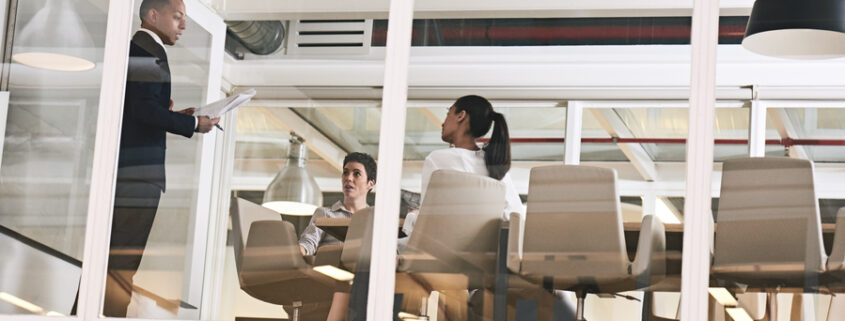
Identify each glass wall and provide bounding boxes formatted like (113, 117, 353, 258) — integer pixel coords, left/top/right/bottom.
(16, 1, 845, 320)
(224, 6, 387, 321)
(393, 6, 692, 321)
(709, 14, 845, 321)
(0, 0, 109, 316)
(102, 0, 218, 319)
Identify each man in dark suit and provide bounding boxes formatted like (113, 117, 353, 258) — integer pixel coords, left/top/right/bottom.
(104, 0, 219, 316)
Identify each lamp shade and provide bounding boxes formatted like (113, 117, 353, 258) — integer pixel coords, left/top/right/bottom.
(742, 0, 845, 59)
(11, 0, 96, 71)
(262, 133, 322, 216)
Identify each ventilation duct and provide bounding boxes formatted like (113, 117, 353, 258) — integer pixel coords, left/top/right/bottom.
(225, 21, 285, 55)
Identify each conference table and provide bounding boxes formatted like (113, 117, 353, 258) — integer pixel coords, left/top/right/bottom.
(317, 218, 838, 257)
(314, 217, 405, 240)
(315, 218, 840, 320)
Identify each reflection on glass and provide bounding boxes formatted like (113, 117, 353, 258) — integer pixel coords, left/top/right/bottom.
(103, 1, 213, 317)
(0, 0, 109, 316)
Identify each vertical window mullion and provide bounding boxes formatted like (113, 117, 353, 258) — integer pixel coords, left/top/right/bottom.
(76, 0, 135, 319)
(564, 101, 584, 165)
(681, 0, 720, 320)
(368, 0, 415, 319)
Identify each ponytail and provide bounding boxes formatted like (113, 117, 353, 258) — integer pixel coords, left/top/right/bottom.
(453, 95, 512, 180)
(483, 112, 511, 180)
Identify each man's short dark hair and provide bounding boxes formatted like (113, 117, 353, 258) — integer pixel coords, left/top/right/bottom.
(139, 0, 172, 22)
(343, 152, 377, 183)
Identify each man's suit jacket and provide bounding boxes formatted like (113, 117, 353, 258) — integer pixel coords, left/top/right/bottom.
(117, 31, 195, 192)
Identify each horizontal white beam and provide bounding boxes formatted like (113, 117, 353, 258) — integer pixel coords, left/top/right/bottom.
(225, 46, 845, 96)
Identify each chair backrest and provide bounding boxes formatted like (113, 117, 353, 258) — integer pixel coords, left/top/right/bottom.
(713, 157, 825, 273)
(522, 165, 629, 275)
(229, 197, 308, 287)
(404, 170, 506, 273)
(341, 207, 375, 272)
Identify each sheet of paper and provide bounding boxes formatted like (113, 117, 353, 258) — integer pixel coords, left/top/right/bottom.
(194, 88, 256, 118)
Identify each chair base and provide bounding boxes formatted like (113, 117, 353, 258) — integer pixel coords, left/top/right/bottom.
(574, 290, 586, 321)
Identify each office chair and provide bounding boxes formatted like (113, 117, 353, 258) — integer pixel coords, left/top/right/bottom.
(712, 157, 845, 320)
(507, 165, 666, 321)
(230, 197, 336, 321)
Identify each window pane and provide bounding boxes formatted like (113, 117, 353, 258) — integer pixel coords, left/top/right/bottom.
(0, 0, 109, 316)
(225, 5, 386, 321)
(102, 3, 213, 319)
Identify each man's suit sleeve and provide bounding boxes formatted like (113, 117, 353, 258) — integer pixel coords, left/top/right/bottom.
(125, 79, 195, 138)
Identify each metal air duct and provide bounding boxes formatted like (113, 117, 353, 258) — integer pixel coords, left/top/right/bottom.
(226, 20, 285, 55)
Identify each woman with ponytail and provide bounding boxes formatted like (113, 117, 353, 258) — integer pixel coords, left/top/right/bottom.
(402, 95, 525, 240)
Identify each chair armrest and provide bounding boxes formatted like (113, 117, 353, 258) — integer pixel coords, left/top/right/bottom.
(827, 208, 845, 271)
(631, 215, 667, 283)
(314, 244, 344, 267)
(507, 211, 524, 273)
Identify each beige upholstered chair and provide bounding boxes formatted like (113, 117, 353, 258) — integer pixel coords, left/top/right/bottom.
(340, 207, 439, 318)
(340, 207, 374, 273)
(398, 169, 507, 291)
(712, 157, 845, 319)
(507, 165, 666, 321)
(712, 157, 828, 288)
(230, 197, 336, 321)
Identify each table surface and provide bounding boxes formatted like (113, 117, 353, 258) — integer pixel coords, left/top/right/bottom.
(314, 217, 405, 240)
(317, 218, 842, 293)
(318, 219, 836, 238)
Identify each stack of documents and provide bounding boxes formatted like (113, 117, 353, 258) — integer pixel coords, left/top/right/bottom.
(195, 88, 256, 118)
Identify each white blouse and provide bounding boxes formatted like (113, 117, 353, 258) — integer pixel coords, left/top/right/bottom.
(402, 147, 526, 241)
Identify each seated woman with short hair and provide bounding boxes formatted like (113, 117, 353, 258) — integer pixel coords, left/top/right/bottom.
(298, 152, 377, 256)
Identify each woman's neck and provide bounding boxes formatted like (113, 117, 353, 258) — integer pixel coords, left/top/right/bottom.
(344, 197, 369, 213)
(451, 134, 479, 151)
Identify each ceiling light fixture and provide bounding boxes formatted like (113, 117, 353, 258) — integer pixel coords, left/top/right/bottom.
(262, 132, 322, 215)
(743, 0, 845, 59)
(11, 0, 96, 71)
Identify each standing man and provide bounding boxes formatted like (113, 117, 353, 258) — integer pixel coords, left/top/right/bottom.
(104, 0, 219, 316)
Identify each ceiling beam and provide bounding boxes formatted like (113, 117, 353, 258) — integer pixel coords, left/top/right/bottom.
(256, 107, 348, 172)
(590, 108, 658, 181)
(767, 108, 809, 159)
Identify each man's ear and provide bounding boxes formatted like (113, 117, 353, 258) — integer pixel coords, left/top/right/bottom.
(367, 180, 375, 191)
(145, 8, 158, 24)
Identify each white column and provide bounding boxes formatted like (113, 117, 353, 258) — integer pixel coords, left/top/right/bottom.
(680, 0, 719, 320)
(643, 192, 657, 217)
(77, 0, 135, 320)
(368, 0, 414, 319)
(564, 101, 583, 165)
(179, 1, 227, 318)
(748, 100, 767, 157)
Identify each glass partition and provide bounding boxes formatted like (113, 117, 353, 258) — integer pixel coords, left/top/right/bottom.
(224, 3, 387, 320)
(394, 5, 693, 320)
(710, 14, 845, 320)
(0, 0, 110, 316)
(102, 1, 218, 319)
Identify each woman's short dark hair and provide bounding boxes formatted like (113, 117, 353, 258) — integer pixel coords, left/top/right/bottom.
(343, 152, 377, 183)
(453, 95, 511, 180)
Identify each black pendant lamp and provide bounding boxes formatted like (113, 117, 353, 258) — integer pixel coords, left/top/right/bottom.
(743, 0, 845, 59)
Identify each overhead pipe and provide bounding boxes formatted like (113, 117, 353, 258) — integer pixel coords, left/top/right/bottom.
(226, 21, 285, 55)
(372, 17, 748, 46)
